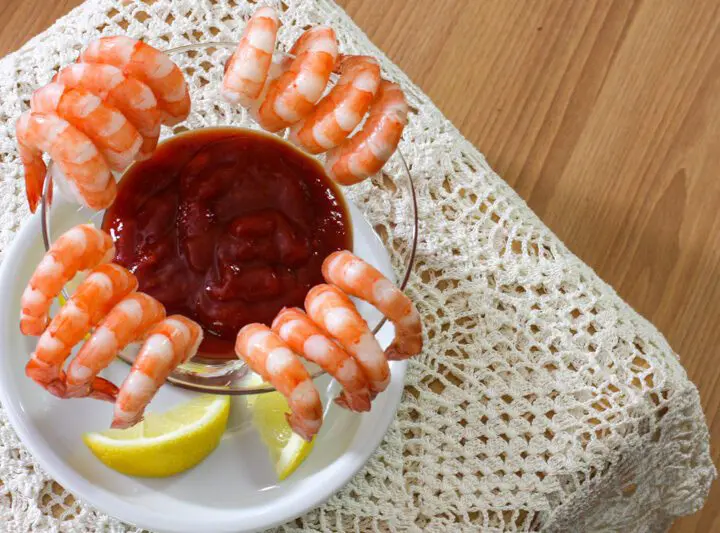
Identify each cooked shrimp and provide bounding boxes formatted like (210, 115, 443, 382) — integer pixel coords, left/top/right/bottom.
(16, 112, 116, 212)
(20, 224, 114, 336)
(112, 315, 203, 429)
(222, 6, 279, 107)
(81, 36, 190, 126)
(25, 264, 138, 399)
(324, 80, 408, 185)
(256, 27, 338, 132)
(272, 307, 371, 412)
(31, 82, 142, 171)
(54, 63, 162, 159)
(235, 323, 322, 440)
(65, 292, 166, 399)
(305, 284, 389, 395)
(289, 55, 380, 154)
(322, 251, 422, 359)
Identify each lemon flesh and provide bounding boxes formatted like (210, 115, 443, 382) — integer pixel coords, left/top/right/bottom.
(83, 394, 230, 477)
(247, 382, 315, 480)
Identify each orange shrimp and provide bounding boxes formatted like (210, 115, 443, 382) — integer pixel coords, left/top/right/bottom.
(324, 80, 408, 185)
(289, 55, 380, 154)
(54, 63, 162, 159)
(25, 264, 138, 399)
(222, 6, 279, 107)
(20, 224, 114, 336)
(305, 284, 389, 395)
(16, 112, 116, 212)
(81, 36, 190, 126)
(272, 307, 371, 412)
(31, 82, 143, 171)
(65, 292, 166, 399)
(235, 323, 322, 441)
(256, 27, 338, 132)
(112, 315, 203, 429)
(322, 251, 422, 359)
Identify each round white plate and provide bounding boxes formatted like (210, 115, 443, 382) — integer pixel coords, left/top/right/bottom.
(0, 210, 406, 532)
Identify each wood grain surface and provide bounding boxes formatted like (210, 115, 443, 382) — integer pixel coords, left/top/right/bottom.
(1, 0, 718, 530)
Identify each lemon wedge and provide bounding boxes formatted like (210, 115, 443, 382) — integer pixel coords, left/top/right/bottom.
(246, 378, 315, 480)
(83, 394, 230, 477)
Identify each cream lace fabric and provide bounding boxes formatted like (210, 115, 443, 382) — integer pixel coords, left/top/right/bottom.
(0, 0, 715, 531)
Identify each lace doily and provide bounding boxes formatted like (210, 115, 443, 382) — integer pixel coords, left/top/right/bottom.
(0, 1, 714, 531)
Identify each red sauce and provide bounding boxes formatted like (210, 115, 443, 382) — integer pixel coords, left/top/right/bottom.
(103, 127, 352, 359)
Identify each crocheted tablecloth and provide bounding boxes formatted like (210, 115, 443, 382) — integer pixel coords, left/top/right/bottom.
(0, 1, 714, 531)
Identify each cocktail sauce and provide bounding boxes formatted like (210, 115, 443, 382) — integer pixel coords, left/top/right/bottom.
(103, 127, 352, 359)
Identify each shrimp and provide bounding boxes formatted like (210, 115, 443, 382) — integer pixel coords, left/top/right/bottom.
(54, 63, 162, 159)
(289, 55, 381, 154)
(31, 82, 142, 171)
(81, 36, 190, 126)
(65, 292, 166, 399)
(272, 307, 371, 412)
(322, 251, 422, 359)
(112, 315, 203, 429)
(235, 323, 322, 441)
(16, 112, 116, 212)
(20, 224, 114, 336)
(324, 80, 408, 185)
(305, 284, 389, 395)
(256, 27, 338, 132)
(25, 263, 138, 399)
(222, 6, 279, 107)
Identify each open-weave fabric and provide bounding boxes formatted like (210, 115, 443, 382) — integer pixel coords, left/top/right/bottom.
(0, 0, 715, 531)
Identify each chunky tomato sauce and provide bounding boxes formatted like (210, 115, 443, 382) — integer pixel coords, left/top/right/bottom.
(103, 127, 352, 359)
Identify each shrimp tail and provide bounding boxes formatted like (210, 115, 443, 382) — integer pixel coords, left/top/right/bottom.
(385, 344, 414, 361)
(23, 165, 44, 213)
(87, 376, 119, 403)
(16, 112, 48, 213)
(334, 391, 372, 412)
(25, 359, 66, 398)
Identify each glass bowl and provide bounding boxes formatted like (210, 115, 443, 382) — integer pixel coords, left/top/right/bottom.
(40, 42, 417, 396)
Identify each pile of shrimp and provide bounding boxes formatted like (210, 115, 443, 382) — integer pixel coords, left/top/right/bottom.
(20, 223, 202, 429)
(16, 37, 190, 212)
(222, 6, 409, 186)
(19, 224, 422, 436)
(235, 249, 422, 441)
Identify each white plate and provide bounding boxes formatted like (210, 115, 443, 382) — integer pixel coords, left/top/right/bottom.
(0, 209, 406, 532)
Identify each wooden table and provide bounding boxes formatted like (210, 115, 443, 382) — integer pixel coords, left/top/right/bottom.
(2, 1, 718, 530)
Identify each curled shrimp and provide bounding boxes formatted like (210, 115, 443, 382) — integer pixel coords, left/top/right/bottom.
(20, 224, 114, 336)
(305, 284, 390, 395)
(289, 55, 381, 154)
(324, 80, 408, 185)
(273, 307, 371, 412)
(113, 315, 203, 429)
(256, 26, 339, 132)
(322, 251, 422, 359)
(235, 323, 322, 441)
(31, 82, 143, 171)
(222, 6, 279, 107)
(54, 63, 162, 159)
(65, 292, 166, 399)
(16, 112, 116, 212)
(81, 36, 190, 126)
(25, 263, 138, 399)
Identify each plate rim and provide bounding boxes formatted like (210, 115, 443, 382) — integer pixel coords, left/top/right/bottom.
(0, 212, 408, 533)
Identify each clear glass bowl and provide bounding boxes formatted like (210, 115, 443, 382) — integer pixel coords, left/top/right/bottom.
(40, 42, 417, 395)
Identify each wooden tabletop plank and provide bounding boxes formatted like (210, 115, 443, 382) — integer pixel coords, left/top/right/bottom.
(1, 1, 717, 530)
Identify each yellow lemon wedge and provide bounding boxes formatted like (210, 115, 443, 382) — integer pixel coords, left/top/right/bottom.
(83, 394, 230, 477)
(246, 377, 315, 480)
